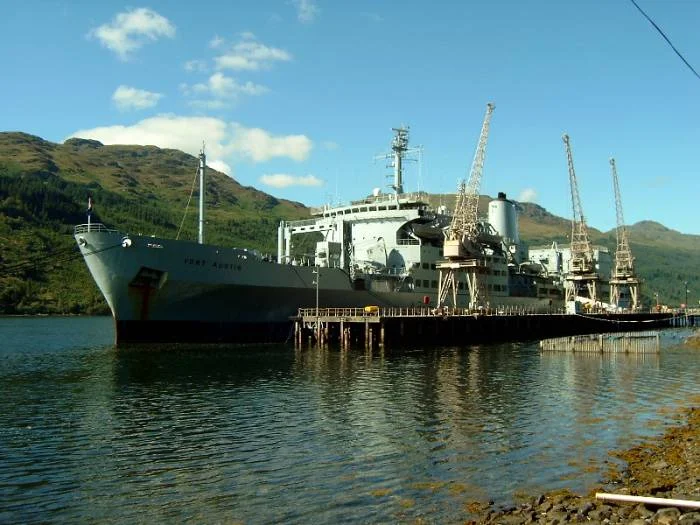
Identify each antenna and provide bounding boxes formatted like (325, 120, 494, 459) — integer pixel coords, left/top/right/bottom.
(373, 126, 422, 195)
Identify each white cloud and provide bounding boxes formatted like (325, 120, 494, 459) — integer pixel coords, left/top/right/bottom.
(199, 72, 268, 98)
(112, 85, 163, 111)
(89, 7, 175, 60)
(184, 59, 208, 72)
(230, 124, 312, 162)
(214, 35, 292, 71)
(292, 0, 319, 23)
(67, 115, 228, 159)
(182, 72, 268, 108)
(209, 35, 225, 48)
(260, 173, 323, 188)
(517, 188, 538, 203)
(208, 159, 232, 175)
(65, 115, 313, 176)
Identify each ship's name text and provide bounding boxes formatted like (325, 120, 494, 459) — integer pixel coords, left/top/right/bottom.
(184, 258, 242, 271)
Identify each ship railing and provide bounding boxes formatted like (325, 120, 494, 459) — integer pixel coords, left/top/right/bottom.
(285, 218, 320, 228)
(308, 191, 431, 215)
(74, 223, 118, 234)
(297, 304, 571, 319)
(396, 238, 420, 246)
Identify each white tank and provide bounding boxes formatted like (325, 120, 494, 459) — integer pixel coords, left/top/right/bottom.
(488, 192, 519, 244)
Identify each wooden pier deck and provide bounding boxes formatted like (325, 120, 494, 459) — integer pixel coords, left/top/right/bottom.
(292, 307, 685, 350)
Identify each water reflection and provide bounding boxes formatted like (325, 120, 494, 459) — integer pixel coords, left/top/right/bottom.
(1, 320, 698, 524)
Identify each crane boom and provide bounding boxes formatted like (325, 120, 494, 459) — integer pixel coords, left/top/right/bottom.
(562, 134, 600, 307)
(446, 102, 495, 248)
(562, 134, 594, 273)
(610, 157, 640, 310)
(610, 158, 634, 275)
(438, 103, 495, 309)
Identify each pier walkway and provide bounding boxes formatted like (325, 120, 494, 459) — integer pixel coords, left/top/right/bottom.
(292, 307, 692, 350)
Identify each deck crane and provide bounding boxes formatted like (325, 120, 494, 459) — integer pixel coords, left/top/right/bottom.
(437, 103, 495, 309)
(562, 134, 599, 306)
(609, 158, 640, 310)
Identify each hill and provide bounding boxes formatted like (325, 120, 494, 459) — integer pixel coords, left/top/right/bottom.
(0, 131, 698, 314)
(0, 132, 308, 314)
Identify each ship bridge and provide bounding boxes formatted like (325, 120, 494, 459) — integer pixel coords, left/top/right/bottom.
(277, 192, 443, 269)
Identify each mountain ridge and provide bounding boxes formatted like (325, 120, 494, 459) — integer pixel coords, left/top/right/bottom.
(0, 131, 697, 313)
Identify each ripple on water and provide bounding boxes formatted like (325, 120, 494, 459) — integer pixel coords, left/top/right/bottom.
(1, 319, 698, 523)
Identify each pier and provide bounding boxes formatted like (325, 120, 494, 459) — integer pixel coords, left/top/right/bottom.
(292, 307, 684, 350)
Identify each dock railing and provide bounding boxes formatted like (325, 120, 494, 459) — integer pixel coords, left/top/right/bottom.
(296, 305, 565, 320)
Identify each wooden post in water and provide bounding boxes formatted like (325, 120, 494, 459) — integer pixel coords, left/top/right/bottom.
(364, 320, 369, 350)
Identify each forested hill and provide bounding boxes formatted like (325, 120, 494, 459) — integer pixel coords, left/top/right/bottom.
(0, 131, 308, 314)
(0, 131, 698, 314)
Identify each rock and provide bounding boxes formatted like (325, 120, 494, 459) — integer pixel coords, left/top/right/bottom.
(635, 504, 655, 519)
(589, 505, 613, 521)
(679, 511, 700, 525)
(654, 507, 681, 525)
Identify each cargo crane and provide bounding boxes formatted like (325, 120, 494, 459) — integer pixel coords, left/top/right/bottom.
(562, 134, 599, 306)
(437, 103, 495, 308)
(609, 158, 640, 310)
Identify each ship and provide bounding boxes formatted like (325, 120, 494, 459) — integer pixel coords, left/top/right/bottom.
(75, 127, 564, 344)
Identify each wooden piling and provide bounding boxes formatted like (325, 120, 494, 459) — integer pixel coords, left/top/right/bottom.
(539, 331, 660, 354)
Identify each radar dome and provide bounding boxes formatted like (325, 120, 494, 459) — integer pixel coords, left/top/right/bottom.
(372, 187, 381, 197)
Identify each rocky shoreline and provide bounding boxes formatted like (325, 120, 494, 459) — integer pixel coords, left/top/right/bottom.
(466, 406, 700, 524)
(464, 332, 700, 524)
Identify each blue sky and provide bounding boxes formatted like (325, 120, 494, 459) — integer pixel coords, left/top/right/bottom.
(2, 1, 699, 234)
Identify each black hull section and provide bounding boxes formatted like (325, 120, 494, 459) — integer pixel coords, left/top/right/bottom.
(376, 312, 676, 347)
(114, 313, 676, 346)
(116, 320, 292, 345)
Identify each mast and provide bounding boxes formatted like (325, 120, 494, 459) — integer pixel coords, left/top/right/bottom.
(391, 127, 409, 194)
(198, 145, 206, 245)
(374, 127, 421, 196)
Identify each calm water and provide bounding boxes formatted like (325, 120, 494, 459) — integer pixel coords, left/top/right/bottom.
(1, 317, 698, 523)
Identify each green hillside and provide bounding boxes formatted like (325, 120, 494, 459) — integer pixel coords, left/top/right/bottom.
(0, 131, 697, 314)
(0, 132, 308, 314)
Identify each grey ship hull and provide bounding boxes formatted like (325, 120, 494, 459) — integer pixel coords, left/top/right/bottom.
(75, 225, 557, 344)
